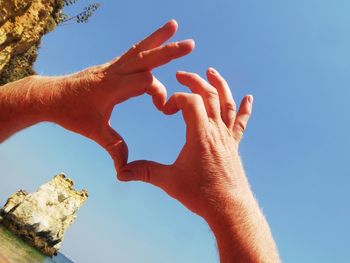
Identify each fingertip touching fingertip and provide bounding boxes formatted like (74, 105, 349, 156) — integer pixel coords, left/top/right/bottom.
(116, 174, 129, 182)
(153, 96, 166, 111)
(117, 169, 134, 182)
(161, 103, 178, 115)
(161, 107, 172, 115)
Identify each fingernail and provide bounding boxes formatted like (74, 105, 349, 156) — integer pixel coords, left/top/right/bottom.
(167, 19, 177, 27)
(177, 70, 187, 74)
(178, 39, 195, 47)
(247, 95, 254, 104)
(208, 67, 217, 75)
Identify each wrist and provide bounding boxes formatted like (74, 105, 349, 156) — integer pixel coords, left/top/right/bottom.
(200, 165, 254, 225)
(203, 186, 257, 231)
(0, 75, 57, 142)
(28, 75, 71, 123)
(202, 186, 280, 263)
(0, 75, 47, 124)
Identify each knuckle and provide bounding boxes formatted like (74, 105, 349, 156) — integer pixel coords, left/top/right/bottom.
(165, 43, 177, 53)
(206, 86, 219, 99)
(142, 72, 153, 86)
(173, 92, 185, 101)
(235, 120, 246, 133)
(131, 44, 140, 53)
(169, 42, 177, 48)
(189, 93, 203, 104)
(223, 101, 236, 112)
(186, 94, 204, 111)
(240, 107, 252, 116)
(233, 132, 243, 142)
(143, 165, 151, 183)
(105, 140, 128, 161)
(137, 52, 145, 60)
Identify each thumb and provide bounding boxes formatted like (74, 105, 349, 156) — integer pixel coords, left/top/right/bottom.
(112, 72, 167, 110)
(94, 124, 128, 173)
(119, 160, 170, 189)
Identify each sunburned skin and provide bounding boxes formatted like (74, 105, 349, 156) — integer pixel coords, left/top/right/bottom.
(0, 19, 193, 173)
(0, 20, 280, 262)
(119, 68, 281, 263)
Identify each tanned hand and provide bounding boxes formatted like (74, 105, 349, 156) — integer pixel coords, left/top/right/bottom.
(120, 68, 281, 263)
(0, 20, 194, 172)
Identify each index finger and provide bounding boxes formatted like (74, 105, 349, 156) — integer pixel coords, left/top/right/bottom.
(162, 92, 208, 133)
(117, 19, 178, 65)
(119, 39, 195, 74)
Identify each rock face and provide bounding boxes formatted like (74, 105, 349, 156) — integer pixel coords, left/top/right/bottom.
(0, 0, 64, 85)
(0, 173, 88, 256)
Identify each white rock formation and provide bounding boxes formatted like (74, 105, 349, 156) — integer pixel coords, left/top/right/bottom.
(0, 173, 88, 256)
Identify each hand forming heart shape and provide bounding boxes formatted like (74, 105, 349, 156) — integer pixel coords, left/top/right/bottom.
(0, 17, 281, 261)
(30, 19, 252, 217)
(29, 19, 253, 222)
(33, 19, 194, 171)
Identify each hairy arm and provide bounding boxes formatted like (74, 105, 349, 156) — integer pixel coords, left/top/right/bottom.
(0, 20, 194, 172)
(206, 170, 280, 263)
(120, 68, 280, 262)
(0, 76, 48, 142)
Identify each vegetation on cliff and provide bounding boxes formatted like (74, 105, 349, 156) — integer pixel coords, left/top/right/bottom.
(0, 0, 99, 85)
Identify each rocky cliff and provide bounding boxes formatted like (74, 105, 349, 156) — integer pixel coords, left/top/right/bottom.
(0, 0, 64, 85)
(0, 173, 88, 257)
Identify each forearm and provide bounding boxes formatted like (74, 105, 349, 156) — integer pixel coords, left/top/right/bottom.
(204, 165, 280, 263)
(208, 194, 280, 263)
(0, 76, 55, 142)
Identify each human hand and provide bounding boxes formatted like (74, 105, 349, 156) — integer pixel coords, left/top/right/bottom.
(119, 68, 253, 219)
(33, 20, 194, 172)
(119, 69, 280, 262)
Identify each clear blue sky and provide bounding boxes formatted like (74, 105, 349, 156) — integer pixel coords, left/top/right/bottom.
(1, 0, 350, 262)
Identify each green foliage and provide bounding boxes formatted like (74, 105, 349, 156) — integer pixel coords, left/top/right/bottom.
(57, 2, 100, 25)
(0, 0, 100, 86)
(76, 3, 100, 23)
(64, 0, 79, 5)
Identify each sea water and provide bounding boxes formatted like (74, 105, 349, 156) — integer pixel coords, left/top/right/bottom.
(0, 225, 73, 263)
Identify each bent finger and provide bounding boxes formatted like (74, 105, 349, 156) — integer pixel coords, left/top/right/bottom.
(146, 76, 167, 110)
(111, 71, 154, 103)
(119, 160, 171, 190)
(114, 72, 167, 110)
(176, 71, 220, 120)
(232, 95, 253, 142)
(162, 92, 208, 132)
(94, 124, 128, 173)
(117, 19, 178, 65)
(119, 39, 195, 74)
(207, 67, 237, 129)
